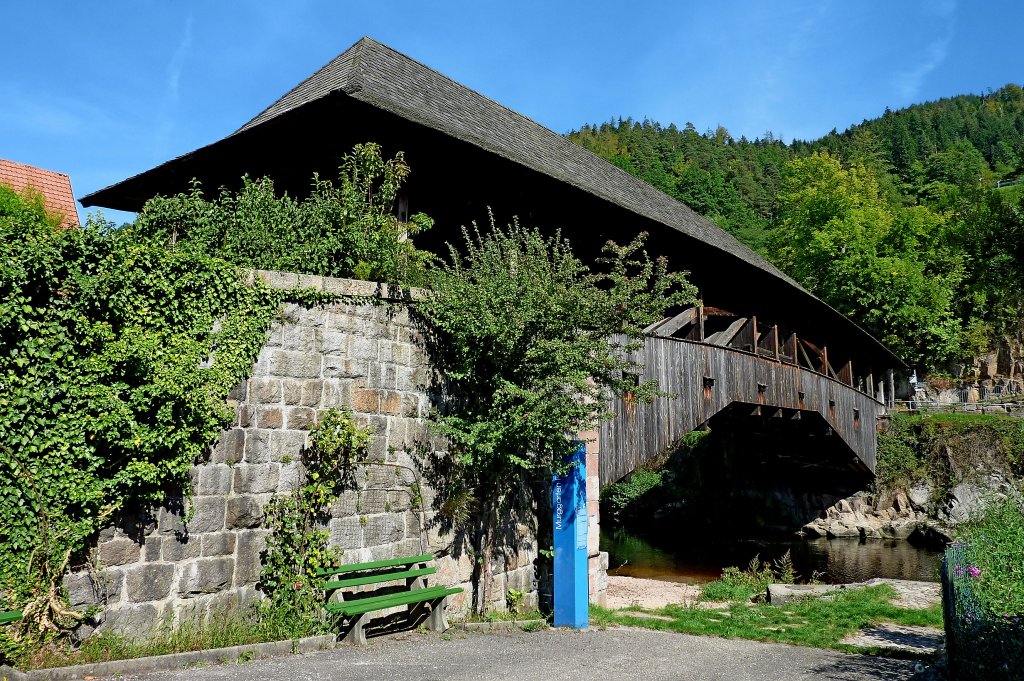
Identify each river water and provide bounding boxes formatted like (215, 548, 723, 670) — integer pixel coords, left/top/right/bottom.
(601, 528, 943, 584)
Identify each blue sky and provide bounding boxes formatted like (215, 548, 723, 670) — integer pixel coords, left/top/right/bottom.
(3, 1, 1021, 224)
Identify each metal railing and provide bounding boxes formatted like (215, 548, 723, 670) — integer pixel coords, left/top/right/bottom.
(895, 399, 1024, 416)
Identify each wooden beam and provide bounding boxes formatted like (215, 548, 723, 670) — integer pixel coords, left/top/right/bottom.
(649, 307, 699, 338)
(798, 340, 815, 370)
(642, 318, 669, 334)
(710, 317, 748, 347)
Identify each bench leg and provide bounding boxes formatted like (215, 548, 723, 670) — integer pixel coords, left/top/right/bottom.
(427, 596, 450, 633)
(343, 613, 368, 645)
(407, 598, 429, 629)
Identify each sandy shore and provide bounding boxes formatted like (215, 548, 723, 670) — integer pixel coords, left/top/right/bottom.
(605, 575, 704, 609)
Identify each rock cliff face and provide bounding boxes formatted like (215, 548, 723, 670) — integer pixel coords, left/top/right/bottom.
(804, 471, 1020, 543)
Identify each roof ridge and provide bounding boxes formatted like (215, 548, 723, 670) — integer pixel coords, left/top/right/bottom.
(233, 40, 367, 135)
(0, 157, 70, 178)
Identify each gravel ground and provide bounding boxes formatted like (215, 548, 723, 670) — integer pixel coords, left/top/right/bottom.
(114, 627, 939, 681)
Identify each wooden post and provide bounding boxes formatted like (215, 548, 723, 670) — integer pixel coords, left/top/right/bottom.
(698, 305, 705, 342)
(772, 325, 780, 361)
(887, 369, 895, 409)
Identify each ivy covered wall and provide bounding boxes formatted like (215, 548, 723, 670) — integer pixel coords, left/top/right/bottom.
(64, 272, 539, 636)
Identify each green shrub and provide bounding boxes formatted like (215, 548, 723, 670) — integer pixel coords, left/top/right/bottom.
(601, 470, 665, 523)
(961, 493, 1024, 616)
(134, 142, 434, 286)
(876, 412, 1024, 496)
(1, 186, 286, 644)
(700, 552, 794, 603)
(419, 221, 696, 614)
(875, 413, 927, 490)
(260, 408, 372, 619)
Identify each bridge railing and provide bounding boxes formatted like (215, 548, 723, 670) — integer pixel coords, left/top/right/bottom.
(644, 306, 895, 408)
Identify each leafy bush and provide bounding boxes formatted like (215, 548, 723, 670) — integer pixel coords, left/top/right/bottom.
(0, 185, 287, 643)
(260, 408, 371, 618)
(961, 493, 1024, 616)
(419, 220, 696, 613)
(875, 413, 927, 490)
(875, 412, 1024, 497)
(134, 142, 434, 285)
(600, 470, 664, 524)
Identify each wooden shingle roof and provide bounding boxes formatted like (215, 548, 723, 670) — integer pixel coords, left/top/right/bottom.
(233, 38, 795, 286)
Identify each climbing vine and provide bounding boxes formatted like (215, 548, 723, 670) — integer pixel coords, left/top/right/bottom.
(0, 185, 284, 650)
(0, 141, 429, 660)
(259, 408, 372, 618)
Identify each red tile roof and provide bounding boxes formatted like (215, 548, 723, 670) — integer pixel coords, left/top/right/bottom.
(0, 158, 79, 226)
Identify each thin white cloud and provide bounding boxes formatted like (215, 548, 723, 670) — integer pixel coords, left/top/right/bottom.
(167, 13, 194, 103)
(154, 12, 195, 160)
(893, 1, 957, 99)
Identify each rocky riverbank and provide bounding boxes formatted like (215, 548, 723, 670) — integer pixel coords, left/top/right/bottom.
(801, 489, 942, 541)
(802, 470, 1019, 543)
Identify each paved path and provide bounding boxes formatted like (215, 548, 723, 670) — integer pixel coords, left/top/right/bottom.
(117, 627, 939, 681)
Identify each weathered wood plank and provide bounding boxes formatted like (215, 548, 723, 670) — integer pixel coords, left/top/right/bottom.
(599, 336, 885, 486)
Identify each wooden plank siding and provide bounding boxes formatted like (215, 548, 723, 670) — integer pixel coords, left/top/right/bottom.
(598, 335, 885, 486)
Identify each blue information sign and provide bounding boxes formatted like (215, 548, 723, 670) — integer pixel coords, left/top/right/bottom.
(552, 443, 588, 629)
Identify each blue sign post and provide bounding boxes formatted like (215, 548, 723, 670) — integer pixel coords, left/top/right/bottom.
(552, 443, 588, 629)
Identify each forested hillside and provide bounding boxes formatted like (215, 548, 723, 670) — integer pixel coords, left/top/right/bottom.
(568, 85, 1024, 372)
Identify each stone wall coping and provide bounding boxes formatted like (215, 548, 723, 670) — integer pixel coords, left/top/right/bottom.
(248, 269, 427, 303)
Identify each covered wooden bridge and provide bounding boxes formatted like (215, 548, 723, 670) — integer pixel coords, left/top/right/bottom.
(82, 37, 904, 487)
(600, 307, 892, 486)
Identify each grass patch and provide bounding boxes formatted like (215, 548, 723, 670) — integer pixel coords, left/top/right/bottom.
(592, 585, 942, 656)
(961, 494, 1024, 616)
(699, 552, 796, 603)
(20, 605, 327, 670)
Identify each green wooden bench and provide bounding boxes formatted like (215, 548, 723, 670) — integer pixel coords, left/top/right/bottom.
(0, 611, 22, 625)
(318, 553, 462, 644)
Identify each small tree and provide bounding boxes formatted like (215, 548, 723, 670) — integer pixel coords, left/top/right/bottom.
(418, 220, 695, 614)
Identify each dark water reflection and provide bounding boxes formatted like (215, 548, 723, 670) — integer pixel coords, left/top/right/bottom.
(601, 528, 943, 584)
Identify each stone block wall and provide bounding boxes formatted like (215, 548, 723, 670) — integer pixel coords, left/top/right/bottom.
(65, 272, 539, 635)
(579, 427, 609, 607)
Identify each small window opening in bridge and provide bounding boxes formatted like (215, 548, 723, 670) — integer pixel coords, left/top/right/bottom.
(853, 408, 860, 429)
(757, 382, 768, 393)
(703, 375, 715, 389)
(798, 391, 805, 409)
(829, 398, 836, 420)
